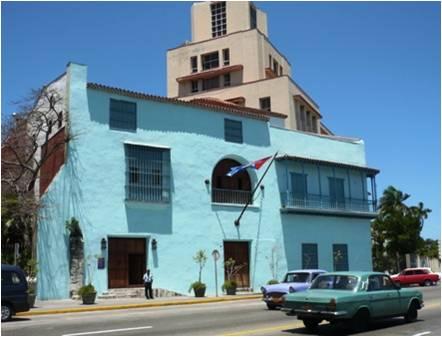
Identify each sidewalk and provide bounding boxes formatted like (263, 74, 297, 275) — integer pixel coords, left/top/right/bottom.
(17, 293, 262, 317)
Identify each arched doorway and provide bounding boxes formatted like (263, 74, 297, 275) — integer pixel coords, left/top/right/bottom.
(211, 159, 252, 204)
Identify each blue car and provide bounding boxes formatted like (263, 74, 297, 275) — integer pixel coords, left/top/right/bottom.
(1, 264, 30, 321)
(261, 269, 326, 309)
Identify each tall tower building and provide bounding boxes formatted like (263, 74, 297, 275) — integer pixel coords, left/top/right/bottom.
(167, 1, 332, 135)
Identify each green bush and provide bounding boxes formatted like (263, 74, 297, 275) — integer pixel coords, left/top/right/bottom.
(78, 283, 96, 297)
(222, 280, 237, 291)
(189, 281, 206, 292)
(267, 279, 279, 285)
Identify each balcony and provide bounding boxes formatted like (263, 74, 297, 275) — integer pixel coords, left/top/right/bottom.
(212, 188, 252, 205)
(281, 192, 377, 218)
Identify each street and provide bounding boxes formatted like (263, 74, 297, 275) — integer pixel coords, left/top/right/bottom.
(2, 286, 440, 336)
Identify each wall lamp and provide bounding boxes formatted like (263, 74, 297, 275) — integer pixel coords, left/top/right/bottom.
(101, 238, 107, 250)
(204, 179, 210, 185)
(151, 238, 158, 250)
(260, 185, 265, 191)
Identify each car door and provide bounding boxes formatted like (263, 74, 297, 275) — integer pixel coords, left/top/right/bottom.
(367, 275, 400, 317)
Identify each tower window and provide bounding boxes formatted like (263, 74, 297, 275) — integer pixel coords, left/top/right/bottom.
(211, 2, 227, 38)
(273, 60, 278, 74)
(250, 4, 257, 29)
(259, 97, 271, 112)
(191, 80, 199, 93)
(223, 48, 230, 66)
(224, 73, 231, 87)
(202, 51, 219, 70)
(190, 56, 198, 73)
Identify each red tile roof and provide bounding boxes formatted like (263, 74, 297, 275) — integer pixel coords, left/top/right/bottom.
(87, 83, 287, 121)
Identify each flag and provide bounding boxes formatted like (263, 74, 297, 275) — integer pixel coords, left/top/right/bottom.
(226, 156, 272, 177)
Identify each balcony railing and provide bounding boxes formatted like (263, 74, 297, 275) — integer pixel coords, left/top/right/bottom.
(281, 192, 377, 213)
(212, 188, 252, 205)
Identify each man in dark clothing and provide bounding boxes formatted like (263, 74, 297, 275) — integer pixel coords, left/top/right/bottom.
(142, 268, 154, 299)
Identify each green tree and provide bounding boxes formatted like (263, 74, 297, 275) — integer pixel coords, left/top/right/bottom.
(418, 239, 440, 260)
(372, 186, 431, 272)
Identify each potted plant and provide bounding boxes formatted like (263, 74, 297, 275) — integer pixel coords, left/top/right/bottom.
(222, 280, 237, 295)
(189, 250, 207, 297)
(223, 258, 245, 295)
(25, 259, 38, 308)
(78, 283, 97, 304)
(267, 279, 279, 285)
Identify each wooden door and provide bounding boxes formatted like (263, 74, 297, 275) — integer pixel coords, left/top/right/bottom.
(224, 241, 250, 288)
(108, 238, 146, 288)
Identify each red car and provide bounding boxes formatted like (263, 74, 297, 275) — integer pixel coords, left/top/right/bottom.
(391, 268, 440, 287)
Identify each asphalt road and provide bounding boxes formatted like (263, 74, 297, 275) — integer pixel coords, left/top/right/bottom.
(2, 285, 440, 336)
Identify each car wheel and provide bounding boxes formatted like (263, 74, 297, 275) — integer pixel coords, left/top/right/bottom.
(351, 309, 370, 332)
(1, 303, 12, 322)
(302, 319, 321, 331)
(266, 303, 277, 310)
(404, 301, 418, 323)
(424, 279, 432, 287)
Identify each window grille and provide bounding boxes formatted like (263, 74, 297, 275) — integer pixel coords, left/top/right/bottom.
(333, 244, 349, 271)
(302, 243, 318, 269)
(202, 51, 219, 70)
(224, 119, 243, 143)
(259, 97, 271, 111)
(202, 76, 220, 91)
(125, 144, 170, 203)
(211, 2, 227, 37)
(110, 99, 137, 131)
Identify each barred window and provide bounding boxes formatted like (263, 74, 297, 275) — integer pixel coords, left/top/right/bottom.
(110, 99, 137, 131)
(333, 244, 349, 271)
(125, 144, 170, 203)
(224, 119, 243, 143)
(302, 243, 318, 269)
(211, 1, 227, 38)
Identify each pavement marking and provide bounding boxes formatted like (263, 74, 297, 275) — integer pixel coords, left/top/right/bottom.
(413, 332, 431, 336)
(62, 325, 153, 336)
(221, 321, 304, 336)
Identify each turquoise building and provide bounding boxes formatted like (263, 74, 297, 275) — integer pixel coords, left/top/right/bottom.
(36, 62, 379, 299)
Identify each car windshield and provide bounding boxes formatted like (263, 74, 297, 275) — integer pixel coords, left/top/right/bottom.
(310, 275, 359, 290)
(284, 272, 310, 283)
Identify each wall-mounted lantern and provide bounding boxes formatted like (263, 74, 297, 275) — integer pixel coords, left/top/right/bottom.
(151, 238, 158, 250)
(204, 179, 210, 185)
(101, 238, 107, 250)
(260, 185, 265, 191)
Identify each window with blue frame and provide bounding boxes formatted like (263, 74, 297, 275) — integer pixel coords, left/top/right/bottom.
(109, 99, 137, 131)
(302, 243, 318, 269)
(333, 244, 349, 271)
(125, 144, 170, 203)
(224, 119, 243, 143)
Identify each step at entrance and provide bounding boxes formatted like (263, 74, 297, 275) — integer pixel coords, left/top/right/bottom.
(98, 287, 183, 299)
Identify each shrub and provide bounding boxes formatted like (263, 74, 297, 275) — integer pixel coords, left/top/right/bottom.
(189, 281, 206, 292)
(78, 283, 96, 297)
(222, 280, 237, 291)
(267, 279, 279, 285)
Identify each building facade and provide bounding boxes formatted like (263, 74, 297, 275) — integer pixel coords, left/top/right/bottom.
(36, 2, 379, 300)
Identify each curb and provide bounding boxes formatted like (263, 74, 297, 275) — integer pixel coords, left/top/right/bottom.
(17, 294, 262, 317)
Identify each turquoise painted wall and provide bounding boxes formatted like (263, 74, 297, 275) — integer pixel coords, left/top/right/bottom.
(37, 63, 375, 299)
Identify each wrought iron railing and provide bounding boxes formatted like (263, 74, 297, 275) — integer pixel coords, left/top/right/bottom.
(281, 192, 377, 213)
(212, 188, 252, 205)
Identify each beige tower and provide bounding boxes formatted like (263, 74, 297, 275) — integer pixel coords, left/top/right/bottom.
(167, 1, 331, 134)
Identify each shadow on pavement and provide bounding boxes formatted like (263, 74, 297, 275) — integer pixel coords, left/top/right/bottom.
(282, 318, 421, 336)
(5, 317, 32, 323)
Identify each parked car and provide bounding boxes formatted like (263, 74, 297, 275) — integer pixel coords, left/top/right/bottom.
(1, 264, 30, 322)
(281, 271, 423, 332)
(390, 268, 440, 287)
(261, 269, 326, 309)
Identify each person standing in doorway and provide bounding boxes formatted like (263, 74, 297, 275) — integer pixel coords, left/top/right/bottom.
(143, 268, 154, 299)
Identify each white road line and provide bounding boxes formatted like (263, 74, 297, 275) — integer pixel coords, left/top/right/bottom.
(62, 325, 153, 336)
(413, 332, 431, 336)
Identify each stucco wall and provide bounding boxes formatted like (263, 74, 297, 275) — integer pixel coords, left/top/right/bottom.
(37, 63, 374, 299)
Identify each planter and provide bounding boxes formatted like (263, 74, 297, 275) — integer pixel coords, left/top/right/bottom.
(226, 288, 236, 295)
(81, 292, 97, 305)
(193, 287, 206, 297)
(28, 294, 36, 308)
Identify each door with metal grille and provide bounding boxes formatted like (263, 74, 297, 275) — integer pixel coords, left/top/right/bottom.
(223, 241, 250, 288)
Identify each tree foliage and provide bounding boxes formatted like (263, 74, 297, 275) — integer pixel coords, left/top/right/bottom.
(372, 186, 431, 272)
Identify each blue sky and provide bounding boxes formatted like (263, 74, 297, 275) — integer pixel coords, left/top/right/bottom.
(2, 1, 440, 239)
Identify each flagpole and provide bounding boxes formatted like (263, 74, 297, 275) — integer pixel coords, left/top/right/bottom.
(234, 151, 279, 227)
